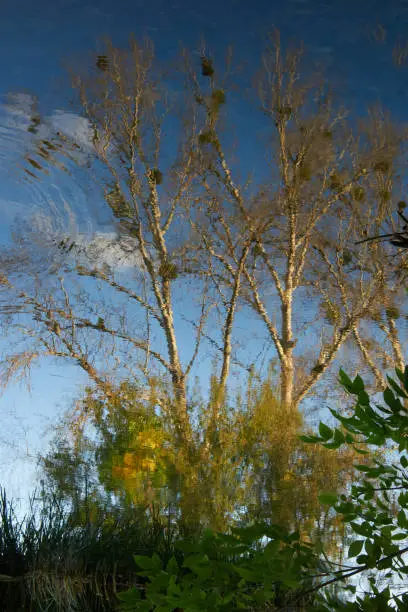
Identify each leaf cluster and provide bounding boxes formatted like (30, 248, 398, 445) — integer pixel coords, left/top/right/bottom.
(302, 366, 408, 609)
(117, 522, 319, 611)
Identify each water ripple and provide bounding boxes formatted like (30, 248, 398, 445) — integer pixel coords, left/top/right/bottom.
(0, 92, 106, 267)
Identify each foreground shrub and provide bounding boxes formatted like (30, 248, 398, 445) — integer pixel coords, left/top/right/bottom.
(117, 522, 322, 610)
(303, 365, 408, 610)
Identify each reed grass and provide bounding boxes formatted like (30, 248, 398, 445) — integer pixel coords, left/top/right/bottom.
(0, 487, 179, 611)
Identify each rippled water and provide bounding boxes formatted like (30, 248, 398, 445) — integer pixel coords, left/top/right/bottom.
(1, 1, 408, 249)
(0, 92, 109, 269)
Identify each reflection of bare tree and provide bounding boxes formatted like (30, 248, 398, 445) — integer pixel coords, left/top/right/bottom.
(1, 31, 408, 477)
(186, 30, 408, 415)
(0, 35, 259, 465)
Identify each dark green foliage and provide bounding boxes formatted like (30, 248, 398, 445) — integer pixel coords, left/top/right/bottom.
(118, 522, 320, 611)
(316, 586, 407, 611)
(329, 173, 342, 192)
(198, 131, 214, 145)
(251, 244, 263, 258)
(373, 159, 391, 173)
(352, 186, 365, 202)
(303, 364, 408, 609)
(201, 56, 214, 78)
(341, 249, 354, 266)
(379, 189, 392, 202)
(150, 168, 163, 185)
(275, 105, 292, 120)
(158, 261, 178, 280)
(96, 55, 109, 71)
(385, 306, 400, 319)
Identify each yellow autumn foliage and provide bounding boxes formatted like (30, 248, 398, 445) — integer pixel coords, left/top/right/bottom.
(108, 420, 176, 508)
(234, 373, 366, 557)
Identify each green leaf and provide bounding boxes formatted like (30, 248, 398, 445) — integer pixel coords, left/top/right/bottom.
(398, 510, 408, 529)
(351, 522, 372, 537)
(387, 375, 408, 398)
(377, 556, 393, 570)
(391, 532, 407, 540)
(394, 365, 408, 392)
(383, 387, 400, 412)
(395, 366, 405, 385)
(401, 455, 408, 468)
(333, 429, 345, 444)
(357, 390, 370, 406)
(234, 566, 264, 581)
(352, 374, 365, 393)
(182, 554, 210, 571)
(175, 540, 201, 553)
(202, 527, 215, 540)
(117, 587, 150, 611)
(398, 492, 408, 507)
(299, 434, 320, 443)
(167, 576, 181, 596)
(339, 369, 354, 393)
(134, 553, 162, 572)
(348, 540, 364, 558)
(353, 446, 369, 455)
(166, 556, 179, 575)
(323, 428, 346, 448)
(232, 522, 270, 542)
(282, 578, 301, 588)
(319, 422, 333, 441)
(318, 492, 338, 506)
(323, 440, 342, 449)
